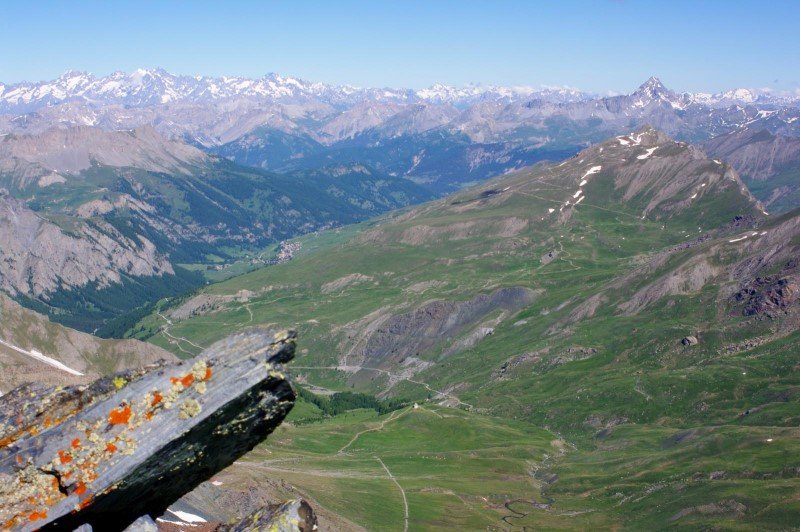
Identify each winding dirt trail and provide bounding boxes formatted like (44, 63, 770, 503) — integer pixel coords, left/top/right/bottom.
(375, 456, 409, 532)
(157, 312, 206, 354)
(338, 406, 411, 454)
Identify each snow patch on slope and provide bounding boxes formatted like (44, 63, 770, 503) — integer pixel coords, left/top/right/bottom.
(0, 337, 83, 375)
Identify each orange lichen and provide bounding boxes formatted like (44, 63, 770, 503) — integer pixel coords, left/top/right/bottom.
(105, 442, 117, 454)
(180, 373, 195, 387)
(71, 438, 81, 449)
(78, 494, 94, 510)
(151, 391, 163, 406)
(64, 471, 72, 480)
(108, 404, 132, 425)
(28, 510, 48, 522)
(74, 482, 87, 496)
(204, 367, 213, 380)
(58, 450, 72, 464)
(145, 411, 154, 421)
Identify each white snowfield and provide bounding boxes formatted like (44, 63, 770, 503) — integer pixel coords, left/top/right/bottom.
(0, 337, 84, 376)
(617, 134, 644, 146)
(561, 165, 602, 210)
(637, 147, 658, 160)
(729, 232, 767, 244)
(582, 165, 602, 178)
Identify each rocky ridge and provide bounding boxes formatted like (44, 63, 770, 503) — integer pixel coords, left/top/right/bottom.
(0, 193, 172, 298)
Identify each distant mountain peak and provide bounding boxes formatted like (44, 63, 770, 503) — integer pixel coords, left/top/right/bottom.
(640, 75, 665, 88)
(629, 76, 685, 109)
(634, 76, 673, 98)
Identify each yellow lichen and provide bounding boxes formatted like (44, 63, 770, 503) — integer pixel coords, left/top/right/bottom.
(273, 329, 293, 343)
(179, 399, 202, 420)
(190, 360, 209, 381)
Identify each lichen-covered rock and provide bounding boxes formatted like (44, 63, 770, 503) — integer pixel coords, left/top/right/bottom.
(0, 328, 297, 531)
(221, 499, 317, 532)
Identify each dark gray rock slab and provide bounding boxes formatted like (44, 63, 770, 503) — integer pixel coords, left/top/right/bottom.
(0, 329, 297, 531)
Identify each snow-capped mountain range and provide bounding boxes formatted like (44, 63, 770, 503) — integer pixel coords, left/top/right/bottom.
(1, 70, 799, 191)
(0, 68, 589, 112)
(1, 69, 797, 114)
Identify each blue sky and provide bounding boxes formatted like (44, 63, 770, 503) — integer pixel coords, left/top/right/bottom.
(1, 0, 798, 93)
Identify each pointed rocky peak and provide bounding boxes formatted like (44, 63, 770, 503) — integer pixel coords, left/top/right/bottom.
(631, 76, 681, 107)
(635, 76, 669, 96)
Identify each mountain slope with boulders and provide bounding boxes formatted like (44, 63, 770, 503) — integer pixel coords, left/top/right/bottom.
(124, 126, 800, 528)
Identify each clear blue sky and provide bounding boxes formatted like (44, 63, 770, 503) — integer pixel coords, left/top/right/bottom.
(1, 0, 798, 93)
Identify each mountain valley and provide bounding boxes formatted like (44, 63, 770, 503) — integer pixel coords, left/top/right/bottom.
(0, 124, 431, 330)
(1, 65, 799, 531)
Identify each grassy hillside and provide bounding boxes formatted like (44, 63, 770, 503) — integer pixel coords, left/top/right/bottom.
(129, 128, 800, 528)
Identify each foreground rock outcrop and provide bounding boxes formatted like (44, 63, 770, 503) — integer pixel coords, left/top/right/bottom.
(0, 329, 300, 531)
